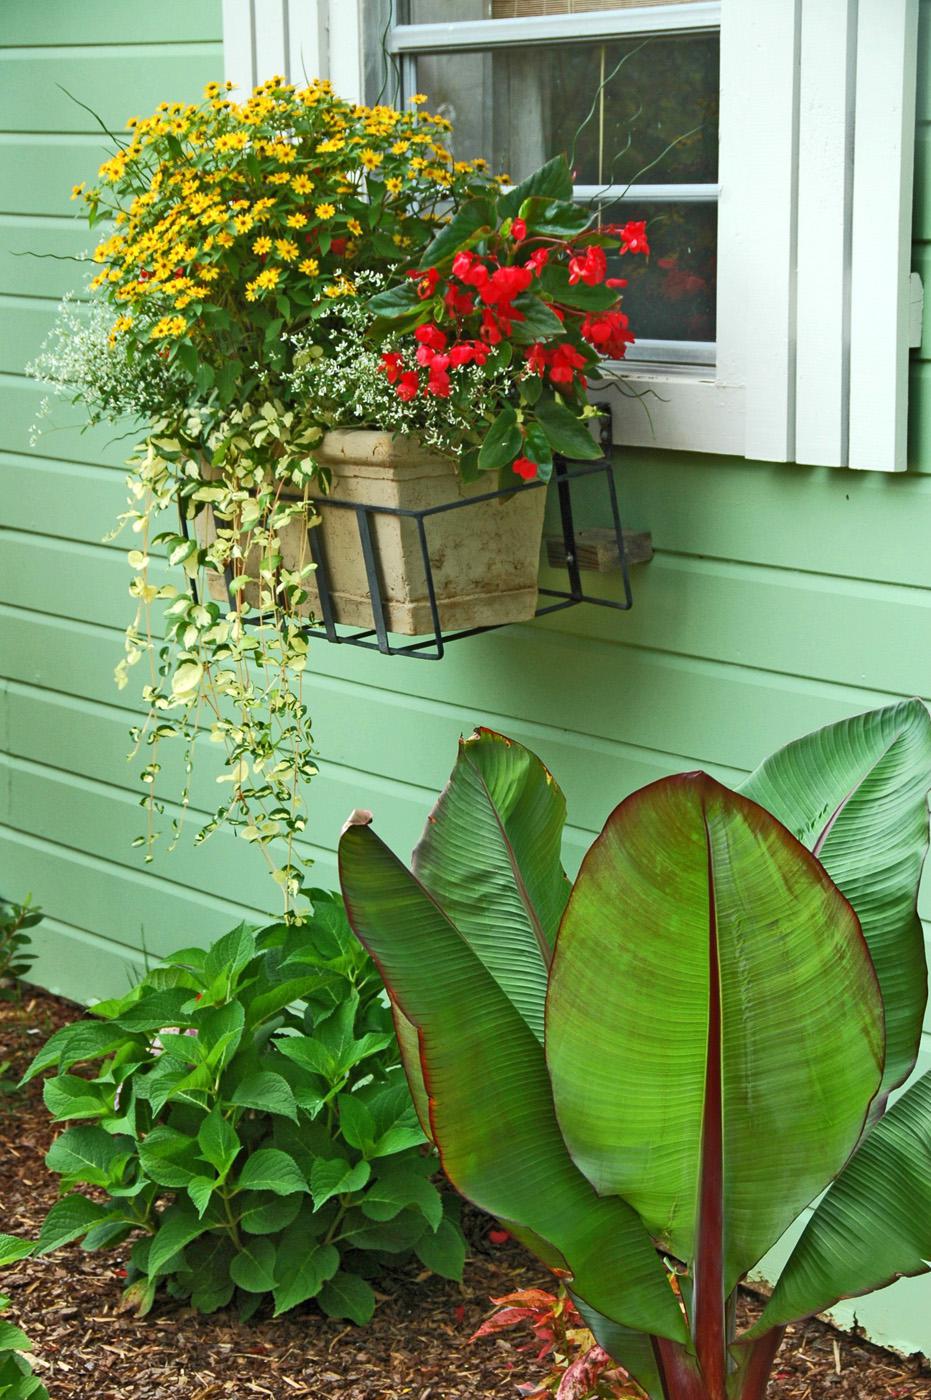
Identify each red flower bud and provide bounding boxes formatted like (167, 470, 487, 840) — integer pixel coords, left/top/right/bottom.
(510, 217, 527, 242)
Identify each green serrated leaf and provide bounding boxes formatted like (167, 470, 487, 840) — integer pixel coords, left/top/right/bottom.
(149, 1203, 211, 1276)
(318, 1269, 376, 1325)
(310, 1156, 370, 1209)
(230, 1238, 277, 1294)
(197, 1107, 240, 1178)
(22, 1021, 135, 1084)
(0, 1237, 33, 1268)
(238, 1148, 308, 1196)
(414, 1215, 467, 1280)
(186, 1175, 218, 1218)
(237, 1191, 303, 1236)
(273, 1239, 340, 1315)
(137, 1125, 203, 1188)
(36, 1194, 109, 1254)
(337, 1094, 376, 1153)
(229, 1071, 298, 1123)
(45, 1126, 132, 1189)
(42, 1075, 110, 1122)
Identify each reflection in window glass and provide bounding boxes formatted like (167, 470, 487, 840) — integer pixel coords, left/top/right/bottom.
(595, 201, 717, 342)
(413, 34, 718, 184)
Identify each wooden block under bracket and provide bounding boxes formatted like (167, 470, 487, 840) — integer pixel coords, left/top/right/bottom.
(544, 526, 653, 572)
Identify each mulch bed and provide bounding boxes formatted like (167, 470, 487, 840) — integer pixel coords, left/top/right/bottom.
(1, 989, 929, 1400)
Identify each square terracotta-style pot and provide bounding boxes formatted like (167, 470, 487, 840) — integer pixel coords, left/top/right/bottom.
(201, 430, 547, 636)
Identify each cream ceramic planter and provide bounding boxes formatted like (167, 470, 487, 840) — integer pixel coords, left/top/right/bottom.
(201, 430, 547, 636)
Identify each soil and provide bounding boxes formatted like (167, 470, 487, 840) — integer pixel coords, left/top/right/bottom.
(1, 989, 929, 1400)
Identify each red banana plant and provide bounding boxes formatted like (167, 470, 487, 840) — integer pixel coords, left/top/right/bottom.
(338, 701, 931, 1400)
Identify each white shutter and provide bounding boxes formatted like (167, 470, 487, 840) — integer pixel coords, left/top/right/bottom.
(847, 0, 920, 471)
(794, 0, 857, 467)
(222, 0, 329, 93)
(722, 0, 919, 470)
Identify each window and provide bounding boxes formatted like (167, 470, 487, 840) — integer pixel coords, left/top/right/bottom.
(223, 0, 921, 471)
(387, 2, 719, 365)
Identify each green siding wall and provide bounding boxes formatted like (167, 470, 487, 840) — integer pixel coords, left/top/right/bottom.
(2, 0, 931, 1356)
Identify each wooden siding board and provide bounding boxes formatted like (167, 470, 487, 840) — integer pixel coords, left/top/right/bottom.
(2, 4, 223, 47)
(0, 299, 76, 374)
(8, 449, 931, 591)
(0, 218, 91, 298)
(3, 683, 928, 925)
(911, 122, 931, 239)
(907, 361, 931, 468)
(0, 140, 116, 218)
(5, 528, 931, 699)
(0, 50, 223, 134)
(3, 606, 929, 913)
(0, 456, 126, 547)
(0, 378, 131, 466)
(620, 453, 931, 587)
(0, 826, 263, 962)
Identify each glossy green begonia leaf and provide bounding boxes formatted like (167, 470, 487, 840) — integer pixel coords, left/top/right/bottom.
(740, 699, 931, 1101)
(338, 823, 687, 1344)
(754, 1070, 931, 1333)
(412, 729, 569, 1042)
(546, 773, 884, 1293)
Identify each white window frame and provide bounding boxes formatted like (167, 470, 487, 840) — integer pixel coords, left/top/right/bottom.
(223, 0, 920, 471)
(387, 8, 720, 375)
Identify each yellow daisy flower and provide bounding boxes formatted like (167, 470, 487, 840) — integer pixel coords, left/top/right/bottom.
(275, 238, 299, 261)
(298, 257, 319, 276)
(314, 202, 336, 219)
(252, 236, 273, 255)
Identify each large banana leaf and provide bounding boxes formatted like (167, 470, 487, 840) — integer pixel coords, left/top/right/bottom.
(740, 699, 931, 1099)
(411, 729, 569, 1043)
(546, 773, 885, 1294)
(753, 1070, 931, 1333)
(338, 823, 688, 1344)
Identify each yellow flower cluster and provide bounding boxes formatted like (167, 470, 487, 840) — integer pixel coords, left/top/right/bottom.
(77, 74, 495, 361)
(150, 315, 188, 339)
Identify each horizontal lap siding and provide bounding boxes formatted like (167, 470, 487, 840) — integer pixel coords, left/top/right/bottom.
(1, 0, 930, 1356)
(0, 0, 225, 999)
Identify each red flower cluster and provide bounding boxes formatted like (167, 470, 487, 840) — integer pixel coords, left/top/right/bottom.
(526, 340, 588, 388)
(379, 212, 650, 478)
(580, 309, 635, 359)
(602, 218, 650, 256)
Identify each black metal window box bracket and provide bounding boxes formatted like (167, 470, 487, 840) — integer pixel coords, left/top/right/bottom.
(184, 455, 642, 662)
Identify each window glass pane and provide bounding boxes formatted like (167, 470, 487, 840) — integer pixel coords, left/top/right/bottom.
(594, 200, 717, 342)
(412, 34, 719, 184)
(407, 1, 702, 19)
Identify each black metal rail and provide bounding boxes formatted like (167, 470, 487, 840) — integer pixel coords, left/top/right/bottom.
(180, 456, 633, 661)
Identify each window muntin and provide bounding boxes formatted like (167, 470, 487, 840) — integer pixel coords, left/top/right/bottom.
(388, 4, 720, 361)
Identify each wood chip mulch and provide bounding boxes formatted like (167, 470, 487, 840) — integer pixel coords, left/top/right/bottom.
(1, 989, 929, 1399)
